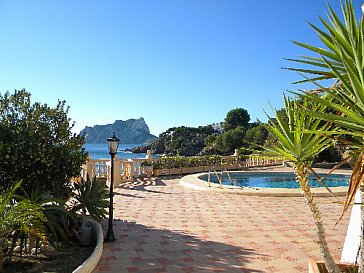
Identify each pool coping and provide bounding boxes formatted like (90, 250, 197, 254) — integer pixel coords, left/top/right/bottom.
(179, 166, 352, 197)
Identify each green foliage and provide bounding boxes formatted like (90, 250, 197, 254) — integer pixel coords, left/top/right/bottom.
(147, 155, 228, 169)
(144, 154, 251, 170)
(153, 108, 267, 157)
(213, 124, 268, 156)
(159, 125, 216, 156)
(245, 124, 268, 147)
(71, 176, 109, 221)
(315, 146, 342, 163)
(263, 96, 333, 164)
(200, 109, 268, 156)
(288, 0, 364, 217)
(215, 126, 246, 155)
(0, 181, 45, 239)
(140, 160, 153, 167)
(262, 97, 340, 272)
(287, 0, 358, 86)
(0, 181, 46, 272)
(0, 90, 87, 199)
(223, 108, 250, 131)
(204, 134, 217, 147)
(21, 187, 75, 248)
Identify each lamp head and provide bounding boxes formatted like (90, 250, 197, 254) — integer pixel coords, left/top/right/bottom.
(107, 132, 119, 155)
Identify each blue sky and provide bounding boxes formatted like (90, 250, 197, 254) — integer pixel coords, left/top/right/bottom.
(0, 1, 354, 136)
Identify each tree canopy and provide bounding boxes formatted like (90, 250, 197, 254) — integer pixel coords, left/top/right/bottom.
(0, 89, 87, 199)
(223, 108, 250, 131)
(158, 125, 216, 156)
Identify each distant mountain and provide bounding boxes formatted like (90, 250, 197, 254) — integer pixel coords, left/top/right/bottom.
(80, 118, 157, 144)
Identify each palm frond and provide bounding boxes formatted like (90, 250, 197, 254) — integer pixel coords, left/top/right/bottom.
(340, 150, 364, 221)
(262, 97, 332, 164)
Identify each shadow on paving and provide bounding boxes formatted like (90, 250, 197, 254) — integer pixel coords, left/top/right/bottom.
(117, 178, 171, 195)
(114, 192, 145, 198)
(101, 219, 265, 273)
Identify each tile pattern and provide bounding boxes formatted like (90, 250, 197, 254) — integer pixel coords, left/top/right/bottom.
(92, 177, 351, 273)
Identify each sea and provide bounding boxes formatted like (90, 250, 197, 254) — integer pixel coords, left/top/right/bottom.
(84, 143, 149, 160)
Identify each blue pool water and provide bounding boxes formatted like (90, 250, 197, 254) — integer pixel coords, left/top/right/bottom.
(199, 172, 350, 188)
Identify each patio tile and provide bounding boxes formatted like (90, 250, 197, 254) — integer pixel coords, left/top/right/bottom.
(92, 175, 351, 273)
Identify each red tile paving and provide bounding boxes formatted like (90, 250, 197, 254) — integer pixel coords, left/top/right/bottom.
(92, 176, 351, 273)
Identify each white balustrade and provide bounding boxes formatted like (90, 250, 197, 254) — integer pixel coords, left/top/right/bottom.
(82, 155, 283, 185)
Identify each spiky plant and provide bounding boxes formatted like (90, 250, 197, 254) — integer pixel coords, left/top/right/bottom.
(0, 181, 45, 273)
(71, 176, 109, 221)
(263, 96, 340, 273)
(287, 1, 364, 270)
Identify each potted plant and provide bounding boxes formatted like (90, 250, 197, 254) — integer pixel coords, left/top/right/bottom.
(222, 156, 236, 171)
(141, 160, 154, 178)
(192, 157, 204, 173)
(153, 158, 170, 176)
(181, 157, 194, 174)
(169, 156, 182, 175)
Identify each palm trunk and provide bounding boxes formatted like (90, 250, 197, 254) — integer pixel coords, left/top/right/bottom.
(295, 166, 340, 273)
(360, 185, 364, 273)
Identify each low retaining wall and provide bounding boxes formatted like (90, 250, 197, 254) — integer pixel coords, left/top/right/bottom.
(73, 219, 104, 273)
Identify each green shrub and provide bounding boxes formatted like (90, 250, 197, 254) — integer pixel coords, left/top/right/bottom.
(0, 90, 87, 200)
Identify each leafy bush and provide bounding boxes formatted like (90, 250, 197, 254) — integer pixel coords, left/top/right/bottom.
(0, 90, 87, 199)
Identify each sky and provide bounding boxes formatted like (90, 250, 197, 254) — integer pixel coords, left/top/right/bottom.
(0, 0, 356, 136)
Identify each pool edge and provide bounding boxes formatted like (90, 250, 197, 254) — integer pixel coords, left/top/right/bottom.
(179, 167, 351, 197)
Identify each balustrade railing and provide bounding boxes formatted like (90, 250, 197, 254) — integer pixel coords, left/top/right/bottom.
(82, 155, 283, 187)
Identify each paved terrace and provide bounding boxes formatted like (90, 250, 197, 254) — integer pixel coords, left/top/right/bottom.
(93, 170, 351, 273)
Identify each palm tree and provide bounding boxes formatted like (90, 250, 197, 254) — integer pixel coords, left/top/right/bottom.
(263, 96, 340, 273)
(0, 181, 45, 273)
(287, 1, 364, 270)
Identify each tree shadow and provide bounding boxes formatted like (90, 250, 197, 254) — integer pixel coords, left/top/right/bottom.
(99, 219, 265, 272)
(113, 192, 145, 199)
(155, 175, 183, 180)
(117, 178, 171, 195)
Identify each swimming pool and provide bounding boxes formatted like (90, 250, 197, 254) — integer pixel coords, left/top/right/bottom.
(199, 172, 350, 189)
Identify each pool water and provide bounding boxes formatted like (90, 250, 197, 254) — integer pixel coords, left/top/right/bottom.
(199, 172, 350, 189)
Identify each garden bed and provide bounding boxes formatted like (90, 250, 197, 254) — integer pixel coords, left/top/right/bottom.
(4, 244, 95, 273)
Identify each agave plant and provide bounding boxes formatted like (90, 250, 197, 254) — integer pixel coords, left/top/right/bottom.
(0, 181, 45, 273)
(263, 96, 341, 273)
(71, 176, 109, 221)
(287, 1, 364, 271)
